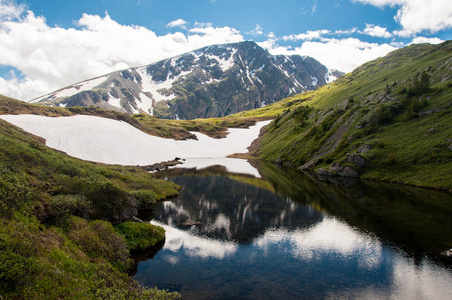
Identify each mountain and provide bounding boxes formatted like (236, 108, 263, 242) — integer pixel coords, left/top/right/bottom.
(30, 41, 342, 119)
(239, 41, 452, 190)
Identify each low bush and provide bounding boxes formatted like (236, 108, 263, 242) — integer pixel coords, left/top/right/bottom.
(130, 189, 157, 210)
(67, 217, 132, 272)
(115, 222, 165, 252)
(47, 194, 92, 223)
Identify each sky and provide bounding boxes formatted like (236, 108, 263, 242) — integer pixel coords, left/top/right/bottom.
(0, 0, 451, 101)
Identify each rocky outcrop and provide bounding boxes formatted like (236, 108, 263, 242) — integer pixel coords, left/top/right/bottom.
(314, 154, 366, 179)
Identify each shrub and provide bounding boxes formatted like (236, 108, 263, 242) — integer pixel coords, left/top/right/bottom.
(115, 222, 165, 252)
(67, 218, 132, 272)
(0, 249, 36, 292)
(0, 175, 35, 217)
(130, 189, 157, 210)
(47, 194, 92, 223)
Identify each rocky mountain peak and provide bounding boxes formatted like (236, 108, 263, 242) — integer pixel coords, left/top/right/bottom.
(31, 41, 343, 119)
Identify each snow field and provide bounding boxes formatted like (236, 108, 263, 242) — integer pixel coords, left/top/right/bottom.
(0, 114, 271, 167)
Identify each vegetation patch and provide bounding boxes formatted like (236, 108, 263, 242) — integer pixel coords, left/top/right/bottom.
(115, 222, 165, 252)
(0, 112, 181, 299)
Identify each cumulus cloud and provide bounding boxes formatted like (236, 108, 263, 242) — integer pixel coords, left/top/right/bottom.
(0, 2, 243, 100)
(283, 29, 331, 41)
(410, 36, 444, 44)
(260, 37, 397, 73)
(166, 18, 187, 29)
(353, 0, 452, 35)
(362, 23, 392, 38)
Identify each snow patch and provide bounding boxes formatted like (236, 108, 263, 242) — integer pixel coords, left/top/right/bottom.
(135, 93, 154, 114)
(54, 76, 109, 99)
(206, 48, 237, 72)
(108, 93, 122, 109)
(136, 67, 180, 103)
(311, 76, 318, 87)
(0, 115, 271, 167)
(325, 70, 338, 83)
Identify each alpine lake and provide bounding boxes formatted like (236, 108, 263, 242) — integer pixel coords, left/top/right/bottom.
(132, 158, 452, 300)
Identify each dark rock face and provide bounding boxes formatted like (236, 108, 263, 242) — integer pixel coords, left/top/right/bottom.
(32, 41, 342, 119)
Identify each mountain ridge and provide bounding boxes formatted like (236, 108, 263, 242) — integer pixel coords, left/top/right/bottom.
(30, 41, 342, 119)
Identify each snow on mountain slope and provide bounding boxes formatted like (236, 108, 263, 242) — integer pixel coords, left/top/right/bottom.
(31, 41, 343, 119)
(0, 114, 271, 167)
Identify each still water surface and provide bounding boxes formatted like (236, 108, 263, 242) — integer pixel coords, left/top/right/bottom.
(133, 161, 452, 300)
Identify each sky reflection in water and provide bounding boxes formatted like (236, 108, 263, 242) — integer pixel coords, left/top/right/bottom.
(134, 162, 452, 300)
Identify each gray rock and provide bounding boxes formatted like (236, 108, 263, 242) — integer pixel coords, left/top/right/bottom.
(299, 161, 315, 171)
(357, 144, 372, 153)
(348, 154, 366, 169)
(339, 166, 359, 178)
(316, 168, 337, 176)
(330, 161, 343, 172)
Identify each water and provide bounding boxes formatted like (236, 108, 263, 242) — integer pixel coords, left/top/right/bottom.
(133, 161, 452, 300)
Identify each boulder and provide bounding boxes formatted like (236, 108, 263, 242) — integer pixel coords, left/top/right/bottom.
(316, 168, 337, 176)
(357, 144, 372, 153)
(339, 166, 359, 178)
(330, 161, 343, 172)
(348, 154, 366, 169)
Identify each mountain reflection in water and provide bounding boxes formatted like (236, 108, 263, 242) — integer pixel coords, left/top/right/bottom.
(134, 161, 452, 300)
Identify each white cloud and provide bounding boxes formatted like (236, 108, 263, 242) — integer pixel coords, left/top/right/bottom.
(353, 0, 452, 35)
(283, 29, 331, 41)
(166, 18, 187, 29)
(362, 23, 392, 38)
(0, 0, 25, 21)
(335, 28, 359, 35)
(0, 2, 243, 101)
(193, 22, 213, 28)
(410, 36, 444, 44)
(246, 24, 263, 36)
(261, 37, 397, 73)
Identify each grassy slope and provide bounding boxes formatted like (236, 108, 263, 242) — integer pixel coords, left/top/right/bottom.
(0, 117, 180, 299)
(235, 41, 452, 190)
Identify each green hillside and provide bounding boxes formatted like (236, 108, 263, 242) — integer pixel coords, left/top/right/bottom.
(241, 41, 452, 190)
(0, 115, 181, 299)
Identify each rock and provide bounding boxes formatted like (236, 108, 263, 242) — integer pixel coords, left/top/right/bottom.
(142, 159, 183, 171)
(441, 249, 452, 257)
(179, 220, 202, 226)
(132, 216, 145, 223)
(298, 161, 315, 171)
(316, 168, 337, 176)
(348, 154, 366, 169)
(339, 166, 359, 178)
(330, 161, 343, 172)
(357, 144, 372, 153)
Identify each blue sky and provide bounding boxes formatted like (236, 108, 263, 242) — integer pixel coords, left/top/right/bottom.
(1, 0, 451, 100)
